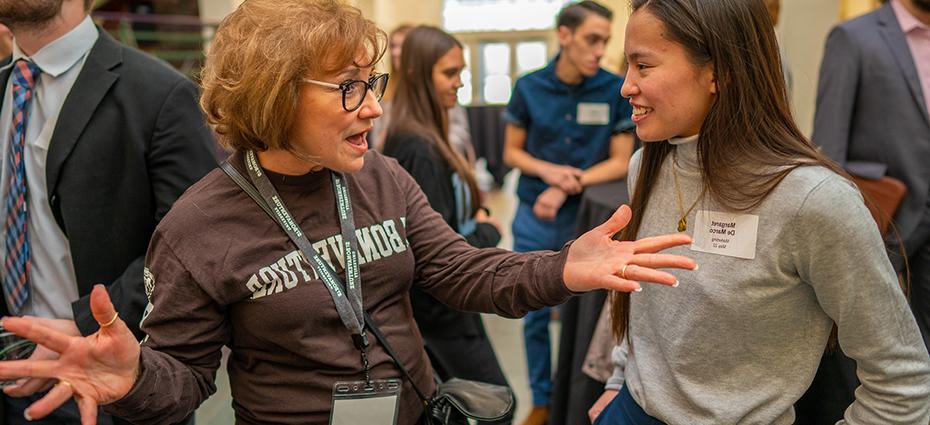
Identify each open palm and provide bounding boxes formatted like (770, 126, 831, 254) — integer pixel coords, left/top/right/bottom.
(564, 205, 697, 293)
(0, 285, 140, 424)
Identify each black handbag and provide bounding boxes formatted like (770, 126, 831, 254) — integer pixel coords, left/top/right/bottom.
(363, 313, 515, 425)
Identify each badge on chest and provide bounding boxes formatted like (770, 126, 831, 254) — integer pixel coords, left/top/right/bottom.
(689, 210, 759, 259)
(330, 378, 403, 425)
(576, 103, 610, 125)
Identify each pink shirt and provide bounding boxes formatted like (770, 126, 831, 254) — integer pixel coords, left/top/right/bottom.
(892, 0, 930, 118)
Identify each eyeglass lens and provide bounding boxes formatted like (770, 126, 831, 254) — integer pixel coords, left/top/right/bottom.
(344, 74, 389, 111)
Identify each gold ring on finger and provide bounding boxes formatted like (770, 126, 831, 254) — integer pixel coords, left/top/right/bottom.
(620, 264, 629, 280)
(100, 312, 119, 328)
(57, 380, 73, 392)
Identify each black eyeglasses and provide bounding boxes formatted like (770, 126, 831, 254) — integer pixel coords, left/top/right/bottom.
(303, 73, 389, 112)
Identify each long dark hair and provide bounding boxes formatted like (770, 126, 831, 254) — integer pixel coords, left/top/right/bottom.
(611, 0, 854, 344)
(386, 26, 481, 214)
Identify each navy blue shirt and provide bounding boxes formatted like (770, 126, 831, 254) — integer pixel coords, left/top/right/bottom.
(504, 55, 633, 204)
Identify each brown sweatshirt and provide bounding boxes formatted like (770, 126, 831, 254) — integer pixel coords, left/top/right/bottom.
(104, 151, 572, 424)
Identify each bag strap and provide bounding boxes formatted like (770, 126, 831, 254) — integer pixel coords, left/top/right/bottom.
(363, 312, 432, 404)
(221, 159, 434, 406)
(220, 160, 276, 220)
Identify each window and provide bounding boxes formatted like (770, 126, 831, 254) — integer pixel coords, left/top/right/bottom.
(481, 43, 511, 104)
(444, 0, 565, 105)
(443, 0, 572, 32)
(516, 41, 547, 74)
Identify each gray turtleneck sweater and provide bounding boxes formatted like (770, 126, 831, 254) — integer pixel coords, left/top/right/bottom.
(607, 136, 930, 424)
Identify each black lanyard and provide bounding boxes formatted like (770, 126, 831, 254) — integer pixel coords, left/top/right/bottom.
(241, 151, 372, 383)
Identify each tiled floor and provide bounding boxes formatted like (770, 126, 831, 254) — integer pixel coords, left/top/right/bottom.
(195, 170, 560, 424)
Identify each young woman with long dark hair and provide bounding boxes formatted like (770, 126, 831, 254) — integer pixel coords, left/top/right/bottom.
(382, 26, 513, 425)
(590, 0, 930, 423)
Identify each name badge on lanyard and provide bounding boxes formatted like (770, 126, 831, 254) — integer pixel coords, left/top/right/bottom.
(577, 103, 610, 125)
(330, 378, 403, 425)
(241, 151, 394, 422)
(689, 210, 759, 259)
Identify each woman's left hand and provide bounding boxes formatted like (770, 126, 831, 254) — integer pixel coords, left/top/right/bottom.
(564, 205, 696, 293)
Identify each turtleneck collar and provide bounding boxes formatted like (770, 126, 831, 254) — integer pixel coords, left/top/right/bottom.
(669, 134, 700, 173)
(231, 150, 330, 192)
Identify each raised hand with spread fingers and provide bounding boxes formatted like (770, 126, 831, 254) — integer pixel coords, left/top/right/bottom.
(0, 285, 140, 424)
(564, 204, 697, 293)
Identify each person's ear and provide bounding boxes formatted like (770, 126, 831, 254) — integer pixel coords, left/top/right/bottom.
(557, 25, 573, 47)
(701, 62, 717, 95)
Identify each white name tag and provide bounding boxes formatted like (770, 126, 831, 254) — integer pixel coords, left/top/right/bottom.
(330, 379, 401, 425)
(690, 210, 759, 259)
(577, 103, 610, 125)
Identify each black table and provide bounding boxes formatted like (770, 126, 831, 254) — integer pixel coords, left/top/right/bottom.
(466, 105, 510, 186)
(549, 179, 629, 425)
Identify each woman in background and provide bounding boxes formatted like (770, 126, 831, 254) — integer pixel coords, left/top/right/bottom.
(382, 25, 513, 425)
(368, 23, 412, 150)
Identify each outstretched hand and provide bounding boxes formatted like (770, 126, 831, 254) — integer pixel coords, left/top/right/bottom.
(564, 205, 697, 293)
(3, 317, 82, 398)
(0, 285, 140, 424)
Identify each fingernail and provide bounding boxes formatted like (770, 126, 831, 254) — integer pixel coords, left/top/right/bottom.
(672, 280, 680, 288)
(24, 411, 32, 421)
(634, 286, 643, 292)
(693, 264, 699, 271)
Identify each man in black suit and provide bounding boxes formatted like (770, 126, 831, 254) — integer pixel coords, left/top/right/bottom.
(0, 0, 216, 423)
(800, 0, 930, 423)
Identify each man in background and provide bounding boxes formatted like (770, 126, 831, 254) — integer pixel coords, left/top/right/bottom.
(0, 0, 217, 423)
(503, 2, 634, 424)
(806, 0, 930, 423)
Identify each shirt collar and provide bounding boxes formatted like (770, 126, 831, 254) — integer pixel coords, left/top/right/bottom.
(670, 134, 700, 172)
(3, 15, 98, 77)
(669, 134, 699, 145)
(892, 0, 930, 34)
(543, 52, 599, 89)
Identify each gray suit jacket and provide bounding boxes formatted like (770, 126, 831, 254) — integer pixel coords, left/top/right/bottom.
(813, 3, 930, 246)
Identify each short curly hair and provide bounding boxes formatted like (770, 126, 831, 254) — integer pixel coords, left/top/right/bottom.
(200, 0, 386, 152)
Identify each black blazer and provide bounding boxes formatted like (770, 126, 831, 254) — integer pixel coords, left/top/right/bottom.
(0, 30, 216, 422)
(0, 29, 218, 335)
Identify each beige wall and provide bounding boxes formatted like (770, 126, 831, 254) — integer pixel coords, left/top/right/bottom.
(365, 0, 441, 32)
(197, 0, 242, 23)
(780, 0, 840, 136)
(842, 0, 881, 18)
(602, 0, 632, 73)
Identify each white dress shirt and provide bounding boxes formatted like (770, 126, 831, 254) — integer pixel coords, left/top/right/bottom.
(0, 16, 98, 318)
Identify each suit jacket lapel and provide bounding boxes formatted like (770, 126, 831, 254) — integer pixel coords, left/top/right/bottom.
(0, 56, 10, 101)
(877, 3, 930, 128)
(46, 29, 121, 196)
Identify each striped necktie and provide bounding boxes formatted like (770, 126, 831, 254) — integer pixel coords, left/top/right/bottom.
(3, 60, 40, 314)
